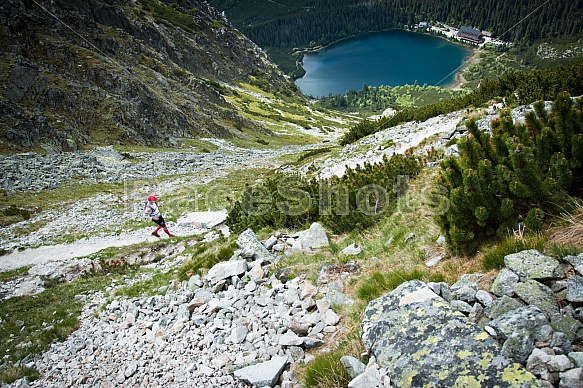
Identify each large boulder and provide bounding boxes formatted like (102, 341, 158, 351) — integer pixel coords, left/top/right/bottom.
(504, 250, 565, 281)
(203, 260, 247, 285)
(361, 280, 539, 387)
(294, 222, 330, 251)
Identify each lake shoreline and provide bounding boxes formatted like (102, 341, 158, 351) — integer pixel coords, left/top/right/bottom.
(445, 49, 481, 90)
(294, 29, 480, 96)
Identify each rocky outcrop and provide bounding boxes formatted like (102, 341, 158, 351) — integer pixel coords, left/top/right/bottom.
(0, 0, 294, 152)
(361, 280, 539, 387)
(423, 250, 583, 388)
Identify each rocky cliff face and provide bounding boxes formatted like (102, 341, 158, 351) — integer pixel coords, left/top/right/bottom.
(0, 0, 296, 153)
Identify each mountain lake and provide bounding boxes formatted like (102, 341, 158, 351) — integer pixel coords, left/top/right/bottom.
(295, 29, 472, 97)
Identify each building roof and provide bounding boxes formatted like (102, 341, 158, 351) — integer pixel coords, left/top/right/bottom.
(458, 25, 481, 38)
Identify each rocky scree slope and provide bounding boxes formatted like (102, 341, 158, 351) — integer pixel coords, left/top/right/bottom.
(0, 0, 295, 153)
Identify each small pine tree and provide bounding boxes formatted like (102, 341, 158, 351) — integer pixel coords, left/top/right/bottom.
(436, 93, 583, 255)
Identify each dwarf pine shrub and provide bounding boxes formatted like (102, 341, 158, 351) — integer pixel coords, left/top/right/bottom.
(436, 93, 583, 255)
(226, 154, 421, 234)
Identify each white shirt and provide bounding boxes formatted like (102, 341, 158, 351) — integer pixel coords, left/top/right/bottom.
(144, 202, 161, 218)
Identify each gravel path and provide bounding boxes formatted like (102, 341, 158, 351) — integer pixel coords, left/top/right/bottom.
(0, 141, 323, 272)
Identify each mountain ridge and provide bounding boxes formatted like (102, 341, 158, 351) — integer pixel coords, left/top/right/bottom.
(0, 0, 298, 153)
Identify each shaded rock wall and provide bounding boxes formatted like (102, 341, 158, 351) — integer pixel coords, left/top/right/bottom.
(0, 0, 289, 152)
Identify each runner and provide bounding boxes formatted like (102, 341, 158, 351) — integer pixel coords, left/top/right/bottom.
(144, 195, 175, 238)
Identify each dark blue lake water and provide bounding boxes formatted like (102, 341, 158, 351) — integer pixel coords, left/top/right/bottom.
(295, 30, 471, 98)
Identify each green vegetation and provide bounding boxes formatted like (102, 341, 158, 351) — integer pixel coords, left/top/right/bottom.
(137, 0, 200, 34)
(0, 206, 33, 227)
(480, 233, 547, 270)
(301, 351, 352, 388)
(296, 146, 335, 164)
(340, 61, 583, 145)
(0, 266, 32, 282)
(357, 268, 445, 302)
(0, 273, 114, 383)
(226, 154, 421, 234)
(176, 240, 238, 282)
(317, 84, 467, 114)
(436, 93, 583, 255)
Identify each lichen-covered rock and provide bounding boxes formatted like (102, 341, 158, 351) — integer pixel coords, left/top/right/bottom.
(489, 295, 526, 319)
(476, 290, 494, 307)
(361, 280, 539, 387)
(501, 331, 535, 363)
(550, 314, 583, 341)
(564, 253, 583, 276)
(491, 268, 520, 297)
(488, 305, 552, 341)
(237, 229, 273, 261)
(504, 250, 565, 281)
(514, 280, 560, 316)
(567, 276, 583, 303)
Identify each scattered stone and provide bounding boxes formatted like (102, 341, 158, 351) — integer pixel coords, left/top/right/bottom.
(559, 368, 583, 388)
(489, 295, 526, 319)
(548, 355, 573, 372)
(476, 290, 494, 307)
(403, 233, 415, 243)
(569, 352, 583, 369)
(488, 305, 552, 344)
(425, 254, 443, 267)
(237, 229, 272, 261)
(204, 260, 247, 285)
(340, 356, 366, 379)
(514, 279, 560, 316)
(550, 314, 582, 341)
(436, 235, 446, 246)
(326, 290, 355, 307)
(294, 223, 330, 251)
(566, 276, 583, 303)
(491, 268, 520, 297)
(233, 356, 289, 388)
(564, 253, 583, 276)
(340, 243, 362, 256)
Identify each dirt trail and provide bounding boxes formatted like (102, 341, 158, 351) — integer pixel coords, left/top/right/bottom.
(0, 228, 178, 272)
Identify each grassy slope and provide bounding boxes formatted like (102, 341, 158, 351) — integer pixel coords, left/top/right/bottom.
(2, 80, 583, 386)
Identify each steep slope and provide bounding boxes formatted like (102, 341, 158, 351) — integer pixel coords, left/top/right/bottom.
(0, 0, 300, 153)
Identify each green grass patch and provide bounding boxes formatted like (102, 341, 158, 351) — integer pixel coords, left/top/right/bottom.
(176, 239, 237, 282)
(480, 233, 547, 271)
(548, 243, 581, 260)
(114, 269, 175, 299)
(0, 273, 120, 383)
(0, 266, 32, 282)
(1, 181, 126, 212)
(357, 267, 445, 302)
(296, 146, 335, 164)
(301, 351, 352, 388)
(138, 0, 199, 34)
